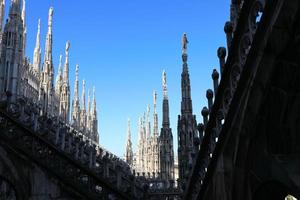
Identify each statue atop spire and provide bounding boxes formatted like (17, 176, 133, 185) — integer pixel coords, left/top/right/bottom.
(153, 90, 157, 113)
(177, 33, 198, 189)
(162, 70, 168, 99)
(182, 33, 189, 54)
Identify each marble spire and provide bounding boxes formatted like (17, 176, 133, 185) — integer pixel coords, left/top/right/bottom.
(81, 80, 86, 112)
(125, 118, 133, 165)
(72, 64, 80, 127)
(21, 0, 26, 55)
(80, 79, 87, 131)
(59, 41, 71, 122)
(43, 7, 53, 77)
(146, 105, 151, 139)
(55, 54, 63, 94)
(90, 86, 99, 142)
(63, 41, 70, 85)
(153, 90, 158, 137)
(32, 19, 41, 73)
(0, 0, 5, 32)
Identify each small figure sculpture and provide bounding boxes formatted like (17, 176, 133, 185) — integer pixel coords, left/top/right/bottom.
(66, 41, 70, 52)
(182, 33, 189, 54)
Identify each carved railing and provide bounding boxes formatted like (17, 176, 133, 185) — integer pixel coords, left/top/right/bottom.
(0, 96, 146, 199)
(184, 0, 268, 199)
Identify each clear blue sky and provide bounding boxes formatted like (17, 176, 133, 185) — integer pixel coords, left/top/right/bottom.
(19, 0, 229, 157)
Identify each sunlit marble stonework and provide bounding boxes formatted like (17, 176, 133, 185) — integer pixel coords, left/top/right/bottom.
(0, 0, 99, 143)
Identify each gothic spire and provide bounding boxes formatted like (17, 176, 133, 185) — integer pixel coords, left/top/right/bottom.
(80, 79, 87, 132)
(32, 19, 41, 73)
(86, 89, 91, 130)
(146, 104, 151, 138)
(0, 0, 5, 32)
(138, 116, 144, 141)
(125, 118, 133, 165)
(74, 65, 79, 103)
(160, 69, 174, 183)
(55, 54, 62, 94)
(21, 0, 26, 54)
(181, 33, 193, 115)
(91, 86, 97, 118)
(71, 64, 80, 127)
(63, 41, 70, 85)
(162, 70, 170, 128)
(90, 86, 99, 143)
(153, 90, 159, 137)
(81, 80, 86, 111)
(43, 7, 53, 75)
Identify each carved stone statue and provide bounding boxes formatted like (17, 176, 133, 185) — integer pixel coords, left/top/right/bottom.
(182, 33, 189, 54)
(66, 41, 70, 52)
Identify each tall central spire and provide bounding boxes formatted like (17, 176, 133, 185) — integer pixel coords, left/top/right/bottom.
(177, 33, 198, 189)
(32, 19, 41, 73)
(181, 33, 193, 115)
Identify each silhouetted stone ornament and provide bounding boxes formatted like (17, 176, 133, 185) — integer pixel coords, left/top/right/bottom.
(224, 21, 233, 33)
(198, 123, 205, 132)
(212, 69, 219, 80)
(217, 47, 227, 59)
(201, 107, 209, 117)
(206, 89, 213, 99)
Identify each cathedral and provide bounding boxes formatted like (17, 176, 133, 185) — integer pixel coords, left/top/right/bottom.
(125, 70, 175, 186)
(0, 0, 99, 143)
(125, 33, 198, 189)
